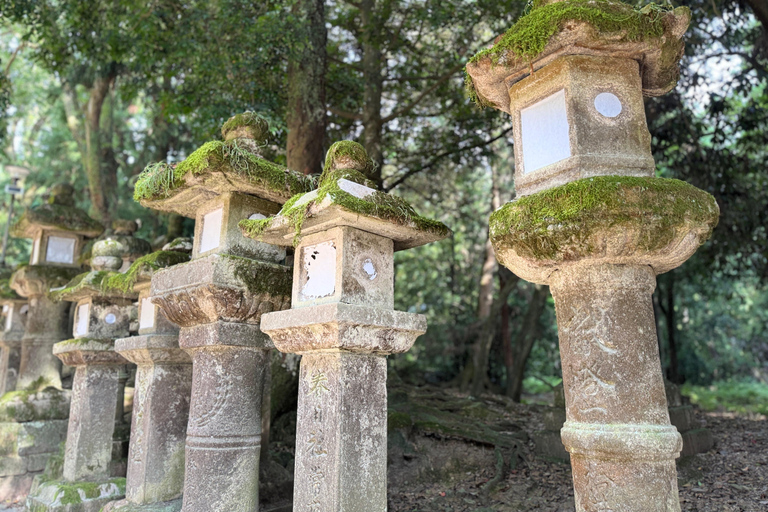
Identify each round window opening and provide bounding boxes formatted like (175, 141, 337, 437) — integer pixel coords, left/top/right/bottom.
(105, 313, 117, 324)
(594, 92, 622, 118)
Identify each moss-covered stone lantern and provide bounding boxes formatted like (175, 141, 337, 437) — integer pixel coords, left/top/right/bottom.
(0, 269, 26, 395)
(103, 240, 192, 512)
(240, 141, 450, 511)
(0, 184, 102, 500)
(137, 112, 313, 512)
(27, 228, 151, 512)
(465, 1, 720, 511)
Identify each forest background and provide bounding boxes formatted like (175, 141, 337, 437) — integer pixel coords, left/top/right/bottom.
(0, 0, 767, 412)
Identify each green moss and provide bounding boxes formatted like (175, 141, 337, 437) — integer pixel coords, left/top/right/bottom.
(47, 478, 126, 505)
(0, 267, 19, 300)
(489, 176, 719, 260)
(133, 139, 313, 203)
(465, 0, 684, 107)
(387, 411, 413, 431)
(226, 254, 292, 297)
(50, 271, 114, 302)
(102, 250, 190, 293)
(11, 203, 103, 238)
(221, 111, 270, 140)
(239, 168, 450, 247)
(11, 265, 83, 295)
(319, 141, 378, 185)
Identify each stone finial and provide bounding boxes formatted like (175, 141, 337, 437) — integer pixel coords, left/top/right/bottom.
(48, 183, 75, 207)
(321, 140, 377, 182)
(221, 111, 270, 143)
(91, 239, 125, 271)
(111, 219, 138, 236)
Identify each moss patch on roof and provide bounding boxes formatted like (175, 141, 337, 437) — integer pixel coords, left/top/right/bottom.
(11, 203, 104, 238)
(319, 141, 378, 185)
(103, 250, 190, 293)
(465, 0, 682, 106)
(240, 167, 450, 247)
(133, 139, 314, 203)
(50, 271, 114, 302)
(489, 176, 719, 261)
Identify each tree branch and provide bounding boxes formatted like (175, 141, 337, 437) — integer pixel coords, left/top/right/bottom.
(383, 125, 513, 191)
(328, 106, 363, 120)
(381, 61, 464, 122)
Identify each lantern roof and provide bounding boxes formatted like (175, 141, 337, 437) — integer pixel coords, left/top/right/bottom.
(239, 141, 451, 251)
(465, 0, 690, 114)
(11, 184, 104, 239)
(134, 112, 314, 218)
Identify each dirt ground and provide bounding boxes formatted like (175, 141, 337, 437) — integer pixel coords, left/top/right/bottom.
(387, 405, 768, 512)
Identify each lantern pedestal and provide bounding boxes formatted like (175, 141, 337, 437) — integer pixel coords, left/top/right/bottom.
(26, 340, 129, 512)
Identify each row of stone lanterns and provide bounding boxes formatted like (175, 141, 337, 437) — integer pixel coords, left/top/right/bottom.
(0, 1, 723, 508)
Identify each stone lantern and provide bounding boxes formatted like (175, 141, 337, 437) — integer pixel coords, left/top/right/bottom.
(103, 240, 192, 512)
(0, 271, 27, 395)
(0, 184, 102, 500)
(136, 112, 313, 512)
(466, 2, 720, 511)
(240, 141, 450, 511)
(27, 228, 151, 512)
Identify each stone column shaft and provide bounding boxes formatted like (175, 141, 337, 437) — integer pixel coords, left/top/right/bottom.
(551, 264, 682, 512)
(17, 295, 69, 389)
(179, 321, 268, 512)
(294, 352, 387, 512)
(119, 335, 192, 505)
(64, 363, 123, 481)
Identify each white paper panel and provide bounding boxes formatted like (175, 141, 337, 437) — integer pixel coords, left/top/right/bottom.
(45, 236, 75, 264)
(76, 303, 90, 336)
(594, 92, 622, 118)
(301, 241, 336, 300)
(5, 309, 12, 331)
(520, 89, 571, 174)
(31, 237, 40, 264)
(200, 208, 223, 253)
(139, 298, 155, 330)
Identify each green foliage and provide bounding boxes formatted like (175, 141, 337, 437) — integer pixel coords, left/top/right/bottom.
(682, 380, 768, 416)
(134, 139, 313, 202)
(489, 176, 719, 260)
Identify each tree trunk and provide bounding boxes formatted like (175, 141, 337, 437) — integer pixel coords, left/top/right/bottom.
(506, 284, 549, 401)
(286, 0, 327, 175)
(665, 273, 681, 384)
(360, 0, 384, 185)
(468, 165, 502, 395)
(745, 0, 768, 31)
(84, 73, 115, 225)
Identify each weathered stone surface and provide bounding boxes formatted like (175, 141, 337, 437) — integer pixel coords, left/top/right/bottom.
(151, 254, 291, 327)
(52, 340, 127, 482)
(0, 299, 27, 394)
(551, 264, 682, 511)
(13, 294, 71, 390)
(293, 352, 387, 512)
(0, 387, 70, 423)
(112, 334, 191, 507)
(177, 321, 268, 512)
(262, 302, 425, 355)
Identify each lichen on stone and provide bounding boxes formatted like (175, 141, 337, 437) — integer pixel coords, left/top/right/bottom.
(133, 138, 313, 203)
(464, 0, 685, 107)
(489, 176, 719, 261)
(239, 141, 450, 247)
(102, 250, 190, 293)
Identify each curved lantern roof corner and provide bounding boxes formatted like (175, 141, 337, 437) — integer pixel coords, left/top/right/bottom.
(11, 184, 104, 239)
(239, 141, 451, 252)
(134, 112, 315, 218)
(465, 0, 690, 114)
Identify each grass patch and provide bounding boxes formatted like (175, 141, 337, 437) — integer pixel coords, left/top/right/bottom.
(682, 380, 768, 416)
